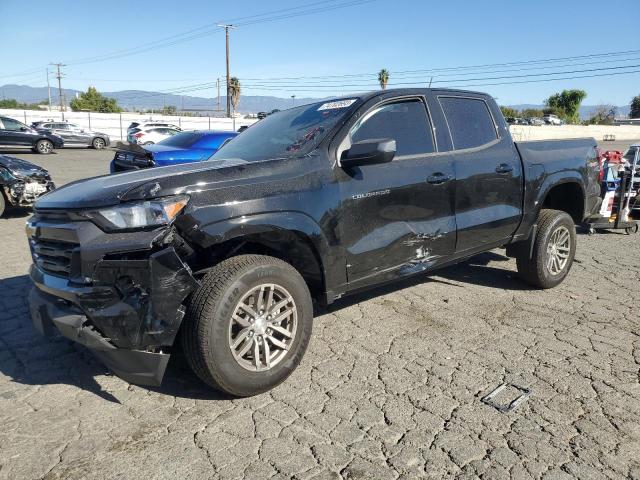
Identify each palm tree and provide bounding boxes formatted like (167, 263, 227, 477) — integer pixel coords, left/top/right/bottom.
(378, 69, 389, 90)
(229, 77, 241, 114)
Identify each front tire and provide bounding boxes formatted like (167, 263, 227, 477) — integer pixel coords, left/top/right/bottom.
(182, 255, 313, 396)
(0, 194, 6, 218)
(35, 139, 53, 154)
(92, 137, 106, 149)
(516, 209, 576, 289)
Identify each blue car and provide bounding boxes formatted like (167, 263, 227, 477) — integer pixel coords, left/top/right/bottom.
(110, 130, 237, 173)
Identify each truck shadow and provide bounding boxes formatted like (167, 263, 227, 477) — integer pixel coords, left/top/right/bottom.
(2, 208, 33, 219)
(0, 274, 229, 403)
(1, 252, 526, 403)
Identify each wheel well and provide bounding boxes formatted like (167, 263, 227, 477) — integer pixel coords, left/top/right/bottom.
(190, 230, 326, 304)
(541, 182, 584, 224)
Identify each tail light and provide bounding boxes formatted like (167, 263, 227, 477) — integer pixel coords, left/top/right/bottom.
(134, 132, 144, 138)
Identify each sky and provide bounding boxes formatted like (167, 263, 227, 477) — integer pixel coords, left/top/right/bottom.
(1, 0, 639, 106)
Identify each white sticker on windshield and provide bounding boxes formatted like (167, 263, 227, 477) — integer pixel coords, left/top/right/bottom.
(318, 99, 356, 111)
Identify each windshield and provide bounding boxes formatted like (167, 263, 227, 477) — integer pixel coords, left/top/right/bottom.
(211, 98, 359, 161)
(157, 131, 202, 148)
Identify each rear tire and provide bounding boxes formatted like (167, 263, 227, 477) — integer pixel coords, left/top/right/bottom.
(181, 254, 313, 396)
(0, 194, 6, 218)
(35, 139, 53, 154)
(516, 209, 576, 289)
(92, 137, 106, 149)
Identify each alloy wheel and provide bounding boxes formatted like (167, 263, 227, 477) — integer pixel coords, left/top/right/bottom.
(546, 225, 571, 275)
(228, 283, 298, 372)
(38, 141, 52, 153)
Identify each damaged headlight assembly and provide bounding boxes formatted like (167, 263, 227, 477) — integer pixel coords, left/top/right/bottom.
(80, 195, 189, 231)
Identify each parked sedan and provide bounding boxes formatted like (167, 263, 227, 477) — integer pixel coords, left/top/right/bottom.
(0, 116, 64, 154)
(111, 130, 237, 172)
(0, 154, 55, 216)
(127, 126, 181, 145)
(34, 121, 110, 149)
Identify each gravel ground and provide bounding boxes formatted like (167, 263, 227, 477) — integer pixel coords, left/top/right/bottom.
(0, 145, 639, 480)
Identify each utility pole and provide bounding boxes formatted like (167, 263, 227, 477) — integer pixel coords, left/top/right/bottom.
(51, 63, 66, 119)
(216, 77, 220, 112)
(46, 68, 52, 111)
(291, 95, 296, 107)
(217, 24, 235, 118)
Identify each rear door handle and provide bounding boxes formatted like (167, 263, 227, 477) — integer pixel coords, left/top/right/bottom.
(496, 163, 514, 174)
(427, 172, 452, 185)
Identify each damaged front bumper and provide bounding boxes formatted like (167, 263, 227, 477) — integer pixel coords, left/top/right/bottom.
(3, 177, 55, 208)
(27, 214, 199, 386)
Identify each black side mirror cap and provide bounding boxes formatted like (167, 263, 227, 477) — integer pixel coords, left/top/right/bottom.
(340, 138, 396, 168)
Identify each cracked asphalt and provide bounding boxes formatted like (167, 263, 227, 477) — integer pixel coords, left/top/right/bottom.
(0, 146, 639, 479)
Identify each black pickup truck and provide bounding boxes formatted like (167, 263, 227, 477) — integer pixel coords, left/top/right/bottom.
(27, 89, 600, 396)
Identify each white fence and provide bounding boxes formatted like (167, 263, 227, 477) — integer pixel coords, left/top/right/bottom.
(509, 125, 640, 142)
(0, 109, 257, 141)
(3, 108, 640, 144)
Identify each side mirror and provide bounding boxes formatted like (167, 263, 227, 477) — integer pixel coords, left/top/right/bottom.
(340, 138, 396, 168)
(20, 126, 29, 132)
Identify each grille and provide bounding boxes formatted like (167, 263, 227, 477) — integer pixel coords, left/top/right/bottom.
(30, 239, 77, 277)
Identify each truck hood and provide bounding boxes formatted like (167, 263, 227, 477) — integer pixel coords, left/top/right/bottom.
(35, 158, 248, 210)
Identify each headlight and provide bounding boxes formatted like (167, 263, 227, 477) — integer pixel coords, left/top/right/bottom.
(82, 195, 189, 231)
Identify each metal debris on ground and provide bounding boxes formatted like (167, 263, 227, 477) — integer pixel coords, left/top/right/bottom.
(481, 382, 531, 413)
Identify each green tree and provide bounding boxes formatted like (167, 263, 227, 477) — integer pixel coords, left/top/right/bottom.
(500, 106, 519, 118)
(544, 89, 587, 124)
(228, 77, 241, 113)
(521, 108, 545, 118)
(70, 86, 121, 113)
(630, 95, 640, 119)
(0, 98, 48, 109)
(378, 69, 390, 90)
(161, 105, 177, 115)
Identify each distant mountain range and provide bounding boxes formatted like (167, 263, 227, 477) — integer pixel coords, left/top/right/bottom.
(0, 84, 632, 119)
(0, 84, 321, 114)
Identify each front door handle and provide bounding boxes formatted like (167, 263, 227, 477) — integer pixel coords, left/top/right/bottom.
(496, 163, 514, 174)
(427, 172, 452, 185)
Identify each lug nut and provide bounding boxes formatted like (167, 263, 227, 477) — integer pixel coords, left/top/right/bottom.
(267, 315, 272, 320)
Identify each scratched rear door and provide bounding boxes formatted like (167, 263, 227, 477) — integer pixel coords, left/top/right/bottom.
(336, 97, 456, 282)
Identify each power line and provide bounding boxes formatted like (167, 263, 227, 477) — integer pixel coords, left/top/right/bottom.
(227, 63, 640, 89)
(0, 0, 377, 78)
(63, 0, 376, 66)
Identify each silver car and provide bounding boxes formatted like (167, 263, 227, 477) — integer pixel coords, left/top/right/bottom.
(33, 121, 110, 149)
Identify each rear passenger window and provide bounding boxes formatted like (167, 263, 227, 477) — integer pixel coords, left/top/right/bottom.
(439, 97, 497, 150)
(350, 100, 435, 157)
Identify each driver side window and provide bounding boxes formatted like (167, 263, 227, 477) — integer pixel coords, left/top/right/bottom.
(349, 100, 435, 157)
(2, 117, 26, 131)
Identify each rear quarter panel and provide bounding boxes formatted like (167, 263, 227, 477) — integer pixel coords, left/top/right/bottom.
(513, 138, 599, 239)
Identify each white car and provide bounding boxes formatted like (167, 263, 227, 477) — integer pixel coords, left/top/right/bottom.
(127, 121, 181, 134)
(128, 127, 181, 145)
(543, 114, 563, 125)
